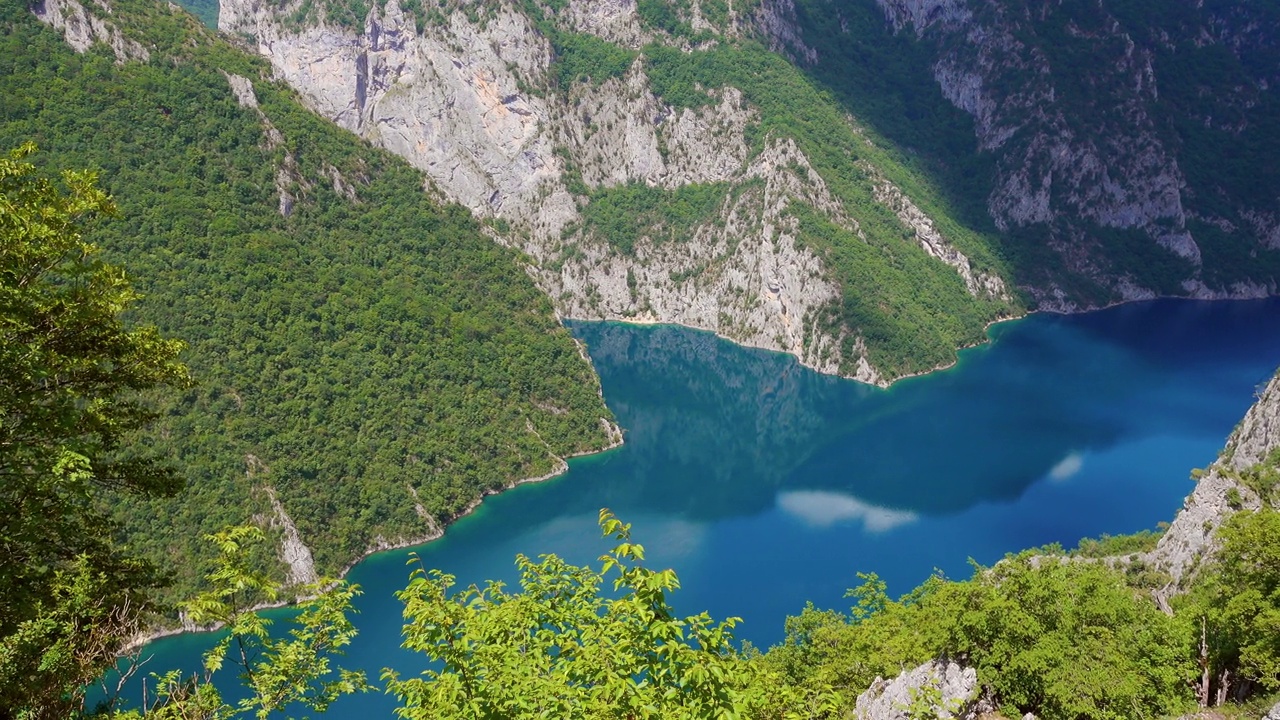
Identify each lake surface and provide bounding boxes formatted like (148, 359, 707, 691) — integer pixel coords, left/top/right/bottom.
(121, 298, 1280, 715)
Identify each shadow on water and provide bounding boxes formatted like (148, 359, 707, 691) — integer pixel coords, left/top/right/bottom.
(568, 298, 1280, 519)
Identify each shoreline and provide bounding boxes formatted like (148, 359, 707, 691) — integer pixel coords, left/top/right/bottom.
(568, 311, 1026, 390)
(575, 291, 1280, 389)
(122, 424, 626, 653)
(124, 292, 1277, 653)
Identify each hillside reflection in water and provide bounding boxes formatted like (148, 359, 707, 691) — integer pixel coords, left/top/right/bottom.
(127, 298, 1280, 717)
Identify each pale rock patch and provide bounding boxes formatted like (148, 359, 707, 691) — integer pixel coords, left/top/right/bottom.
(33, 0, 149, 63)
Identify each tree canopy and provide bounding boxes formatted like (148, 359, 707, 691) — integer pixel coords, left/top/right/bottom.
(0, 144, 189, 718)
(384, 510, 806, 720)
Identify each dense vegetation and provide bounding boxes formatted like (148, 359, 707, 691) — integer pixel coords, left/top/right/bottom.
(0, 144, 190, 718)
(102, 506, 1280, 719)
(372, 504, 1280, 720)
(0, 0, 612, 606)
(783, 0, 1280, 300)
(580, 181, 730, 256)
(3, 176, 1278, 716)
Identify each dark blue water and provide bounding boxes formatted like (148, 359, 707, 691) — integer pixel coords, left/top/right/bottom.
(119, 299, 1280, 715)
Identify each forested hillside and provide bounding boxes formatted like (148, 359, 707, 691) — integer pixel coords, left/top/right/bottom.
(8, 0, 1280, 716)
(770, 0, 1280, 306)
(0, 0, 614, 604)
(217, 0, 1022, 383)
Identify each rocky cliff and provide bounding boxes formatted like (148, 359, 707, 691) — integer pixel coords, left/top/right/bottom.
(1147, 369, 1280, 591)
(216, 0, 1018, 383)
(766, 0, 1280, 309)
(854, 659, 993, 720)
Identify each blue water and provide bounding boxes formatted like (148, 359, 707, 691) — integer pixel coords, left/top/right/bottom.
(117, 298, 1280, 715)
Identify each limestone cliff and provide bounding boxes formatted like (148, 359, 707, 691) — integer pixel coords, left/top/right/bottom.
(32, 0, 149, 62)
(216, 0, 1018, 383)
(763, 0, 1280, 309)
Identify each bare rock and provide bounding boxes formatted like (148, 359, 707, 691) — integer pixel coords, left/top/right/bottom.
(32, 0, 149, 63)
(1147, 370, 1280, 590)
(855, 659, 992, 720)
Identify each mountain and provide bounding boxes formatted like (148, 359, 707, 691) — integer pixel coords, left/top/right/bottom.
(770, 0, 1280, 306)
(7, 0, 615, 603)
(16, 0, 1280, 600)
(216, 0, 1280, 380)
(214, 0, 1022, 383)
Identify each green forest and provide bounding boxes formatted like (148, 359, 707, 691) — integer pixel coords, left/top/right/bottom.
(5, 0, 1280, 716)
(0, 0, 614, 608)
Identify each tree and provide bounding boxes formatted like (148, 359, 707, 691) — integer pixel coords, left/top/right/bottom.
(1184, 507, 1280, 704)
(0, 144, 190, 718)
(765, 558, 1194, 720)
(383, 509, 805, 719)
(116, 526, 370, 720)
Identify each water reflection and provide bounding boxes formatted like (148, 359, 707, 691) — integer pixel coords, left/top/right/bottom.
(571, 298, 1280, 518)
(124, 299, 1280, 715)
(776, 490, 918, 531)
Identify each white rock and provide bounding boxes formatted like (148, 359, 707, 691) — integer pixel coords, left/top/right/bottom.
(854, 659, 990, 720)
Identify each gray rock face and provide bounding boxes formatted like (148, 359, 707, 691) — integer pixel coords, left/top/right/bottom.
(553, 136, 862, 379)
(748, 0, 1280, 307)
(854, 660, 992, 720)
(755, 0, 818, 65)
(877, 1, 1198, 271)
(1147, 371, 1280, 589)
(225, 0, 567, 229)
(1266, 699, 1280, 720)
(559, 0, 648, 47)
(215, 0, 1003, 383)
(33, 0, 150, 63)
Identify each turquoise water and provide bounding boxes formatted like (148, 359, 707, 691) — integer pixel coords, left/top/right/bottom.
(119, 299, 1280, 715)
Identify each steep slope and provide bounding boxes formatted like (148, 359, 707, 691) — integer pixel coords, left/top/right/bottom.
(216, 0, 1020, 382)
(6, 0, 615, 603)
(1147, 370, 1280, 591)
(768, 0, 1280, 308)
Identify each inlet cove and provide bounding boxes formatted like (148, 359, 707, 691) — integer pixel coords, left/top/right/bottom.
(127, 298, 1280, 715)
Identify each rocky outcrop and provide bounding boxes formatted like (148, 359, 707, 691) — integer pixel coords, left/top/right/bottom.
(245, 455, 320, 587)
(550, 137, 864, 380)
(1147, 371, 1280, 590)
(224, 0, 574, 232)
(870, 172, 1009, 300)
(222, 72, 313, 216)
(755, 0, 817, 65)
(854, 660, 993, 720)
(757, 0, 1280, 306)
(559, 0, 649, 47)
(33, 0, 150, 63)
(215, 0, 1010, 384)
(261, 485, 320, 587)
